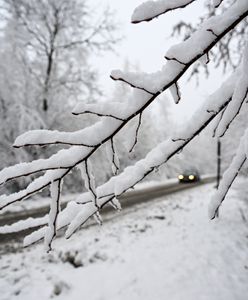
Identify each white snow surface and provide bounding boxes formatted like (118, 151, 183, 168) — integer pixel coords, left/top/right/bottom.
(0, 183, 248, 300)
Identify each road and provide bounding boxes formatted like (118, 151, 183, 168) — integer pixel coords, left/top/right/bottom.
(0, 176, 215, 250)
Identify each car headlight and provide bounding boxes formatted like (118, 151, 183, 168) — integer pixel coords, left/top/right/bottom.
(178, 175, 184, 180)
(189, 175, 195, 180)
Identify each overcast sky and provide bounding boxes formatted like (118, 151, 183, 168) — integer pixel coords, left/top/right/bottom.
(92, 0, 224, 123)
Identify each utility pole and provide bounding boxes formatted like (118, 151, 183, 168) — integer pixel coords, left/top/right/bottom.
(214, 138, 221, 218)
(216, 138, 221, 189)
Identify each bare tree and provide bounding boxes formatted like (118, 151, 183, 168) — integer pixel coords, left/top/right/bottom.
(0, 0, 118, 192)
(2, 0, 118, 120)
(0, 0, 248, 251)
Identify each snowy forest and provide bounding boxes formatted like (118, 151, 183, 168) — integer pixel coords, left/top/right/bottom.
(0, 0, 248, 299)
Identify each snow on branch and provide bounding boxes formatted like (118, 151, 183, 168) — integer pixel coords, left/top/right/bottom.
(23, 201, 81, 247)
(0, 0, 248, 248)
(110, 70, 157, 95)
(211, 107, 226, 138)
(0, 215, 48, 234)
(60, 75, 237, 239)
(13, 119, 122, 147)
(78, 160, 98, 208)
(131, 0, 196, 24)
(106, 139, 120, 175)
(0, 89, 149, 206)
(215, 44, 248, 137)
(113, 1, 248, 94)
(0, 170, 67, 210)
(44, 180, 62, 252)
(72, 102, 127, 121)
(0, 147, 92, 186)
(20, 73, 236, 246)
(165, 2, 248, 64)
(109, 197, 122, 211)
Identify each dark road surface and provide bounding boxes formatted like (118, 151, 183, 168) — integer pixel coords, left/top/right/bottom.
(0, 176, 215, 252)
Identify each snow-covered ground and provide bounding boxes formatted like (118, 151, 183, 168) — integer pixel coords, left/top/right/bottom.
(0, 182, 247, 300)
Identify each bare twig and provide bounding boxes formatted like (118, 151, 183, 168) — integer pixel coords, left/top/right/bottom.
(129, 113, 142, 153)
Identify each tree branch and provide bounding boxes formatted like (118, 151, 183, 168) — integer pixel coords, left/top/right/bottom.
(131, 0, 196, 24)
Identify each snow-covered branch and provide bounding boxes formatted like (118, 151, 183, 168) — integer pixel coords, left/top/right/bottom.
(0, 170, 67, 210)
(131, 0, 196, 24)
(114, 0, 248, 93)
(7, 73, 235, 245)
(0, 0, 248, 249)
(0, 147, 92, 186)
(44, 180, 62, 252)
(78, 160, 98, 208)
(106, 138, 120, 175)
(72, 102, 126, 121)
(215, 44, 248, 137)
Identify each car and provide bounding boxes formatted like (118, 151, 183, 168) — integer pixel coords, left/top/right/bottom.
(178, 169, 200, 183)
